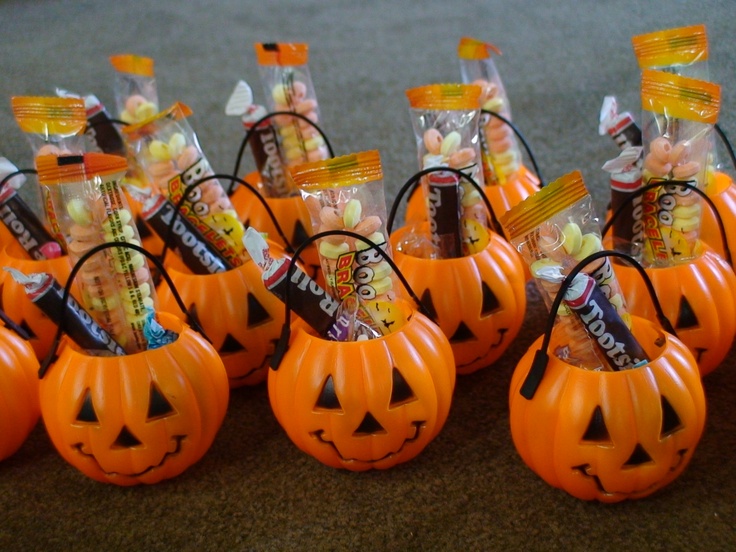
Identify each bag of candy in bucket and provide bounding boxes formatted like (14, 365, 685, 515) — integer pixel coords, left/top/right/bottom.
(289, 150, 405, 339)
(501, 171, 636, 371)
(638, 69, 720, 267)
(403, 83, 493, 257)
(36, 152, 158, 354)
(255, 43, 330, 176)
(123, 102, 249, 267)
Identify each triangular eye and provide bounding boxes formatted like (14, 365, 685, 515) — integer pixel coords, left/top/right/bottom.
(582, 406, 610, 442)
(292, 220, 310, 245)
(76, 389, 98, 423)
(449, 321, 477, 343)
(315, 375, 342, 411)
(147, 384, 175, 420)
(390, 368, 416, 406)
(675, 296, 699, 329)
(353, 412, 386, 436)
(480, 281, 501, 316)
(624, 444, 653, 467)
(113, 426, 143, 449)
(419, 289, 439, 323)
(18, 319, 36, 339)
(219, 333, 246, 353)
(247, 293, 273, 327)
(661, 396, 683, 437)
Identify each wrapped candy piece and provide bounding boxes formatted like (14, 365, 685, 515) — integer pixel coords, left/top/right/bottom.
(457, 37, 536, 188)
(255, 43, 329, 175)
(405, 83, 491, 256)
(501, 171, 634, 370)
(291, 150, 404, 337)
(602, 146, 645, 256)
(639, 70, 720, 267)
(109, 54, 159, 124)
(0, 157, 63, 260)
(4, 268, 125, 356)
(123, 102, 248, 266)
(36, 153, 158, 354)
(225, 80, 292, 198)
(548, 270, 648, 371)
(243, 227, 364, 341)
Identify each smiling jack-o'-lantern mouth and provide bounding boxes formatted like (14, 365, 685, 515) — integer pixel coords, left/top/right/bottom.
(572, 447, 688, 497)
(72, 435, 186, 477)
(310, 420, 426, 464)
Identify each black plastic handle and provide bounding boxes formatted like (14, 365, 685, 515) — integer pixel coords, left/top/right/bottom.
(38, 241, 210, 378)
(231, 110, 335, 189)
(520, 250, 675, 400)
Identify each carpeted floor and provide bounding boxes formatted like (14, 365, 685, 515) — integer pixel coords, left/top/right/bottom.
(0, 1, 735, 550)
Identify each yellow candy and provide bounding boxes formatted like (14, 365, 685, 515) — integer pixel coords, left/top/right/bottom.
(304, 135, 325, 151)
(573, 233, 603, 261)
(168, 132, 186, 159)
(561, 222, 583, 255)
(530, 258, 563, 279)
(148, 139, 171, 161)
(370, 276, 393, 296)
(66, 198, 92, 226)
(319, 240, 350, 259)
(104, 224, 135, 242)
(440, 131, 461, 156)
(272, 83, 288, 105)
(113, 252, 145, 273)
(356, 232, 385, 250)
(482, 97, 504, 112)
(101, 209, 133, 232)
(461, 189, 483, 208)
(342, 199, 362, 229)
(134, 101, 157, 121)
(672, 204, 701, 219)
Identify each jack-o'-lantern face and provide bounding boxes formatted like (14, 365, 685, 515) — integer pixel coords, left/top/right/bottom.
(613, 243, 736, 376)
(390, 226, 526, 374)
(268, 301, 456, 471)
(509, 316, 706, 502)
(0, 242, 74, 360)
(156, 255, 285, 387)
(39, 313, 229, 485)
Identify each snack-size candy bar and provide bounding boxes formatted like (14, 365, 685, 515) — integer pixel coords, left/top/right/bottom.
(599, 96, 642, 150)
(426, 170, 463, 259)
(4, 268, 125, 356)
(142, 194, 234, 274)
(564, 272, 648, 370)
(244, 227, 345, 339)
(0, 184, 63, 260)
(602, 146, 645, 254)
(243, 104, 290, 197)
(84, 95, 126, 156)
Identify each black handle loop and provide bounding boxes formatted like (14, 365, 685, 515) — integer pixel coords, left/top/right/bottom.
(0, 168, 38, 190)
(38, 241, 210, 379)
(714, 123, 736, 171)
(160, 173, 296, 269)
(481, 109, 546, 187)
(269, 228, 432, 371)
(386, 165, 502, 237)
(601, 178, 732, 268)
(520, 249, 676, 400)
(230, 110, 335, 191)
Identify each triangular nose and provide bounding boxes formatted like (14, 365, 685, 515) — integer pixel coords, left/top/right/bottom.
(113, 426, 143, 449)
(353, 412, 386, 436)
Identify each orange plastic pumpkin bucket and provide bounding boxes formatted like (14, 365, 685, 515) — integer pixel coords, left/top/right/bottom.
(38, 242, 229, 486)
(509, 251, 706, 502)
(267, 230, 455, 471)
